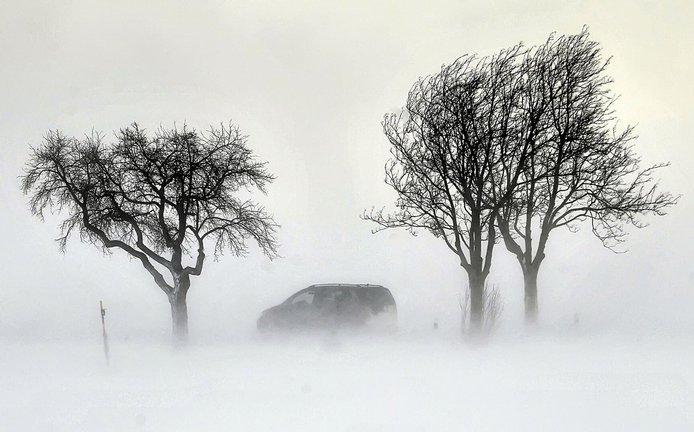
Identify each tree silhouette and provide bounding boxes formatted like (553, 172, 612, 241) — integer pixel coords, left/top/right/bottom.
(496, 28, 678, 322)
(365, 45, 529, 331)
(22, 123, 278, 342)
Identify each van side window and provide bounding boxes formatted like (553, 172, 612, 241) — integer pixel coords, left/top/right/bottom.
(314, 287, 338, 309)
(290, 290, 315, 306)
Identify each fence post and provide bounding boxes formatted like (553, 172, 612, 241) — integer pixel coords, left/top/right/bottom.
(100, 300, 110, 366)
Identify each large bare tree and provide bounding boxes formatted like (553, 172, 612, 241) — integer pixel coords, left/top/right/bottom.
(496, 28, 678, 323)
(22, 123, 278, 342)
(365, 45, 529, 331)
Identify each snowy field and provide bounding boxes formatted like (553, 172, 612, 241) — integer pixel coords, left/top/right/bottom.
(2, 330, 692, 432)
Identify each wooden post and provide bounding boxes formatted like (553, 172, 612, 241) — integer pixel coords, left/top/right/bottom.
(99, 300, 110, 366)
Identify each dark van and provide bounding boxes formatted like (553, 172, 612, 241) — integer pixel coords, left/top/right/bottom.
(257, 284, 397, 330)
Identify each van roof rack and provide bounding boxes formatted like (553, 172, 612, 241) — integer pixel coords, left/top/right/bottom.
(308, 283, 384, 288)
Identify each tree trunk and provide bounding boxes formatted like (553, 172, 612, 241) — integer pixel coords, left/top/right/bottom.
(468, 272, 485, 333)
(170, 293, 188, 344)
(170, 274, 190, 345)
(523, 265, 539, 324)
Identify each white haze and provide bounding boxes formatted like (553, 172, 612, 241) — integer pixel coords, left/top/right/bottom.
(0, 0, 693, 430)
(3, 334, 693, 431)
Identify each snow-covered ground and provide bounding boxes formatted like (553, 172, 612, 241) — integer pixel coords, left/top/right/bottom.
(2, 329, 692, 431)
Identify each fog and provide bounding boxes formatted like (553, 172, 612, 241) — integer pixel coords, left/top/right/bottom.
(1, 0, 693, 430)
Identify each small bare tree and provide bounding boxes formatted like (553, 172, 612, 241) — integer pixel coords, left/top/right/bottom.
(21, 123, 279, 343)
(459, 283, 504, 335)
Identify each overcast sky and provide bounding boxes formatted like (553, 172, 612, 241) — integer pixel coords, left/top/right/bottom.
(1, 0, 692, 341)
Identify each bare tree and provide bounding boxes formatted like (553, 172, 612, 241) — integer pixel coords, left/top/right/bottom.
(364, 45, 528, 332)
(460, 282, 504, 335)
(496, 28, 678, 323)
(21, 123, 279, 343)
